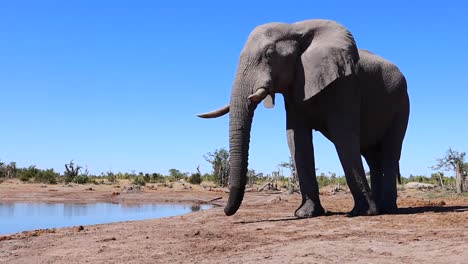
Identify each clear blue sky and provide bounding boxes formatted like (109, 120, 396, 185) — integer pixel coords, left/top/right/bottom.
(1, 1, 467, 177)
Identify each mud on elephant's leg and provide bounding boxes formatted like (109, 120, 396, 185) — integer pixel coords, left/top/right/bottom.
(286, 126, 325, 218)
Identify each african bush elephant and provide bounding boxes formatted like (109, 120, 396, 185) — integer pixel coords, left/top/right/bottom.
(198, 19, 409, 217)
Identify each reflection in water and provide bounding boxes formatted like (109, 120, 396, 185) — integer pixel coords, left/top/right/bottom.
(64, 204, 89, 218)
(191, 204, 201, 212)
(0, 203, 14, 217)
(0, 202, 212, 235)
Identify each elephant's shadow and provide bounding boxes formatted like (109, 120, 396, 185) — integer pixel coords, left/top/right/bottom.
(395, 205, 468, 215)
(235, 205, 468, 224)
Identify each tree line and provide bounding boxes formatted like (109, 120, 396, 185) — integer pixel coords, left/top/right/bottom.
(1, 147, 467, 192)
(0, 160, 207, 186)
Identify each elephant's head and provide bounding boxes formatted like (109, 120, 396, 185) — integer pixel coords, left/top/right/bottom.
(198, 19, 359, 216)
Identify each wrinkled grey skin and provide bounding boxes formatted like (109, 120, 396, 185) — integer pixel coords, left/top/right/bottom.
(198, 20, 409, 218)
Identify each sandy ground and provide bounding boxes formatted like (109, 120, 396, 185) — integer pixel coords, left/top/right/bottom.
(0, 180, 467, 264)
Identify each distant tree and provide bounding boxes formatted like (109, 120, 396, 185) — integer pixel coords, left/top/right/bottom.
(247, 169, 257, 187)
(204, 148, 230, 187)
(429, 172, 456, 188)
(19, 165, 39, 182)
(105, 170, 117, 184)
(143, 173, 151, 183)
(189, 166, 202, 185)
(0, 161, 17, 179)
(279, 157, 299, 193)
(7, 162, 17, 178)
(432, 148, 467, 193)
(151, 172, 165, 183)
(168, 168, 188, 181)
(0, 161, 6, 178)
(278, 157, 296, 180)
(64, 160, 81, 184)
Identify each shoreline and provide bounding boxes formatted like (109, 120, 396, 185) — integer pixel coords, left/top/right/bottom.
(0, 180, 227, 205)
(1, 180, 467, 263)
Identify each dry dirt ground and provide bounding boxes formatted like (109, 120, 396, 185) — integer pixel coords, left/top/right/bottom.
(0, 180, 467, 264)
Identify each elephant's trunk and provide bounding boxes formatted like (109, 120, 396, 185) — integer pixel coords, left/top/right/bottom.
(224, 79, 256, 216)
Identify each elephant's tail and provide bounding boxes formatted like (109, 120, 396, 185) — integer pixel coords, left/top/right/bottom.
(397, 167, 402, 185)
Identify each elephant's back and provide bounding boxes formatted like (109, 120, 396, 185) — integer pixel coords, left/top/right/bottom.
(357, 49, 406, 94)
(356, 50, 409, 150)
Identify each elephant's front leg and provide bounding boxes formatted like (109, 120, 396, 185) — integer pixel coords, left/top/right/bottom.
(286, 119, 325, 218)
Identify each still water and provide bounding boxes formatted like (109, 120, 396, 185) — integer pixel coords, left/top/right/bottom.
(0, 202, 212, 235)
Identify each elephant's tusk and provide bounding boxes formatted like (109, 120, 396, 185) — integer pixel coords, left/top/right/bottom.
(197, 104, 230, 118)
(247, 88, 268, 103)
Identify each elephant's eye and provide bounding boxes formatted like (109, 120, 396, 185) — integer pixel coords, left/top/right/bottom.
(265, 48, 275, 59)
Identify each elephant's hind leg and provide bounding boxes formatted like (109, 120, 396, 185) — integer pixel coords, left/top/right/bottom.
(363, 148, 384, 212)
(333, 135, 378, 216)
(320, 76, 378, 216)
(380, 109, 409, 214)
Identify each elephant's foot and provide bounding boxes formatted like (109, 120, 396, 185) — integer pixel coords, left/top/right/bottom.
(378, 201, 398, 214)
(294, 199, 325, 218)
(348, 199, 379, 217)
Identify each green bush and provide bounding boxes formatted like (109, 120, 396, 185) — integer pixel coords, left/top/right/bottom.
(132, 176, 146, 186)
(167, 169, 188, 182)
(19, 174, 31, 182)
(150, 173, 165, 183)
(189, 172, 202, 185)
(143, 173, 151, 183)
(90, 178, 100, 185)
(315, 173, 347, 188)
(116, 172, 131, 180)
(201, 173, 215, 183)
(401, 174, 434, 185)
(35, 169, 58, 184)
(18, 166, 39, 182)
(73, 175, 90, 184)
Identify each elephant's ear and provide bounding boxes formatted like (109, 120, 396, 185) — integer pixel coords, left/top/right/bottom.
(292, 20, 360, 102)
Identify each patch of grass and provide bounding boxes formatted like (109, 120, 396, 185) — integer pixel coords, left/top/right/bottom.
(415, 190, 468, 200)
